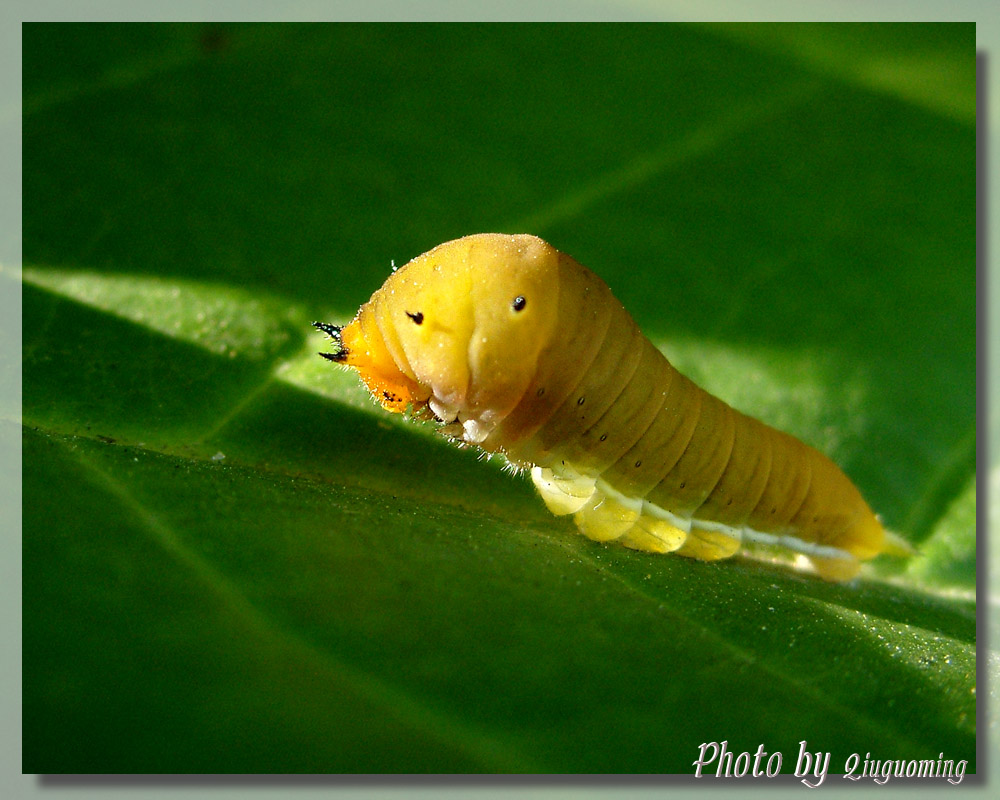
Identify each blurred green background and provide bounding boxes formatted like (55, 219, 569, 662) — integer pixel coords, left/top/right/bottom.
(19, 22, 975, 773)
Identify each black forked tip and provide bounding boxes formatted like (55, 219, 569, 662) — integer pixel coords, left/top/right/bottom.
(313, 321, 343, 339)
(313, 321, 348, 363)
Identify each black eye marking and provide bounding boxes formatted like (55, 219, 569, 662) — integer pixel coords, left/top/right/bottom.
(512, 295, 527, 312)
(406, 311, 424, 325)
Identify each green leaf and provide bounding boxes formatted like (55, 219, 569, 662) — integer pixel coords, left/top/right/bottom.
(20, 22, 975, 774)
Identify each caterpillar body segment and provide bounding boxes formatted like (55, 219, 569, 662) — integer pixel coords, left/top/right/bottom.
(317, 233, 905, 581)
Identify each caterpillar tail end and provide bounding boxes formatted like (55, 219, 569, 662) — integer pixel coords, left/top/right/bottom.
(810, 528, 914, 582)
(881, 529, 918, 558)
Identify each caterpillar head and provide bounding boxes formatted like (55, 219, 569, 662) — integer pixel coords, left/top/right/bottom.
(317, 233, 560, 446)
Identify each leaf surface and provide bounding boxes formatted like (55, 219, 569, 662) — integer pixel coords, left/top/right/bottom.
(20, 22, 976, 773)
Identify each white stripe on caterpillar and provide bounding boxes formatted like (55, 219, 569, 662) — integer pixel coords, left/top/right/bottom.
(316, 233, 914, 581)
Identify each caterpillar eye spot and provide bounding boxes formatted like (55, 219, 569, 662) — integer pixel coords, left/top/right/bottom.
(577, 396, 586, 406)
(537, 387, 545, 397)
(512, 295, 527, 312)
(599, 433, 607, 442)
(679, 481, 685, 489)
(405, 311, 424, 325)
(634, 460, 642, 468)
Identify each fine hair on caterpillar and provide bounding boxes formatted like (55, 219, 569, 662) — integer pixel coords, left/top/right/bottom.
(315, 233, 913, 581)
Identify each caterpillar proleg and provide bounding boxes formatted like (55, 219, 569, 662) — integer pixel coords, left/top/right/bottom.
(316, 233, 912, 581)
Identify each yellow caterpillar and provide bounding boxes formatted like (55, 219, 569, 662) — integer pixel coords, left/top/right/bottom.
(316, 233, 912, 581)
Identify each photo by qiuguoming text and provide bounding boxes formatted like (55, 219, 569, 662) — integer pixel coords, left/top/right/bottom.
(692, 741, 968, 787)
